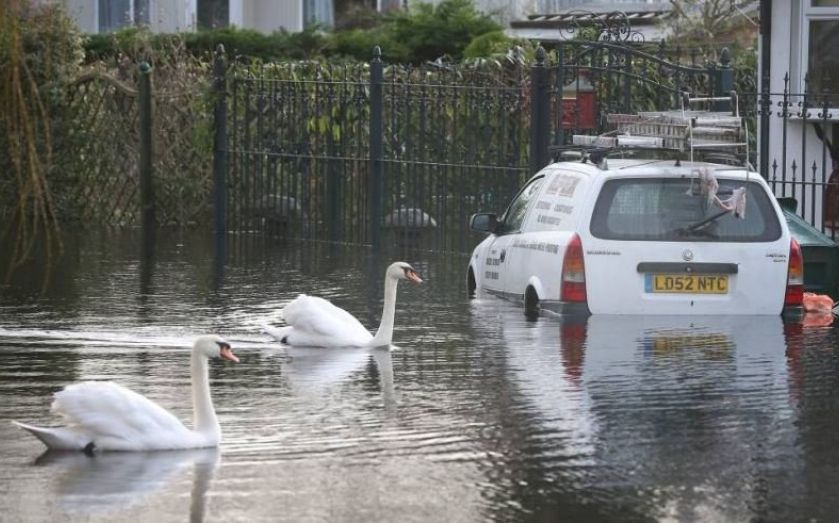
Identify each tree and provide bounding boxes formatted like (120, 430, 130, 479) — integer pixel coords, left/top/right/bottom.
(667, 0, 758, 42)
(0, 2, 82, 284)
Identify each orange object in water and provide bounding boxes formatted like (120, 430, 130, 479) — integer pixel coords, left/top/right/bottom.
(802, 292, 835, 313)
(803, 313, 834, 327)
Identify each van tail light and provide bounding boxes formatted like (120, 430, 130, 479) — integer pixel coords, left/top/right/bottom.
(785, 238, 804, 307)
(561, 234, 587, 303)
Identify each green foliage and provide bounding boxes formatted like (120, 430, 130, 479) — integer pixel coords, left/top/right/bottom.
(334, 4, 383, 31)
(731, 44, 758, 95)
(0, 1, 82, 282)
(81, 0, 501, 64)
(84, 25, 328, 63)
(326, 27, 408, 62)
(329, 0, 504, 62)
(185, 25, 327, 60)
(463, 30, 511, 59)
(18, 5, 84, 105)
(385, 0, 501, 62)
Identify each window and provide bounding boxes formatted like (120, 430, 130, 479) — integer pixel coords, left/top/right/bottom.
(304, 0, 334, 28)
(590, 178, 782, 242)
(497, 177, 545, 234)
(98, 0, 151, 32)
(800, 0, 839, 97)
(99, 0, 130, 32)
(198, 0, 229, 29)
(135, 0, 150, 25)
(807, 20, 839, 94)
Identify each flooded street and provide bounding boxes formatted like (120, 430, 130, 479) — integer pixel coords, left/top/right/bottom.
(1, 231, 839, 522)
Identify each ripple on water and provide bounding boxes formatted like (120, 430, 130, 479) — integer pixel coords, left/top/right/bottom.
(2, 237, 839, 521)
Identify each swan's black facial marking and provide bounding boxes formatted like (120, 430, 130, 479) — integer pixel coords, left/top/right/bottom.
(281, 335, 289, 345)
(402, 266, 423, 284)
(216, 340, 239, 362)
(83, 442, 96, 456)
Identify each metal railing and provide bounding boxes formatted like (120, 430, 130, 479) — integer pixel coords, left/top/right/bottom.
(754, 73, 839, 238)
(217, 43, 733, 252)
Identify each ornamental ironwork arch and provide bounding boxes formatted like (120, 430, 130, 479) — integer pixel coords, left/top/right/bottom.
(558, 10, 646, 43)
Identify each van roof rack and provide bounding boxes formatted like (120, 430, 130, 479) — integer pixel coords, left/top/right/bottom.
(551, 91, 752, 170)
(548, 142, 684, 169)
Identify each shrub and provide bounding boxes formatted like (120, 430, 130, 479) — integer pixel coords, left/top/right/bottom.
(386, 0, 501, 62)
(83, 25, 328, 63)
(326, 27, 409, 62)
(79, 0, 501, 64)
(0, 1, 83, 279)
(463, 30, 513, 59)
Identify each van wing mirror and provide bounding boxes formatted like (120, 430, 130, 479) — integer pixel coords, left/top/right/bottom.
(470, 213, 498, 233)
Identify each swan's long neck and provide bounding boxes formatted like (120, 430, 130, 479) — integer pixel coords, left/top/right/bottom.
(191, 352, 220, 438)
(369, 275, 399, 347)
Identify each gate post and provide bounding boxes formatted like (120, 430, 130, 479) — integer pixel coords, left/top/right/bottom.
(369, 46, 384, 248)
(529, 46, 550, 174)
(713, 47, 734, 112)
(138, 62, 155, 227)
(759, 76, 771, 176)
(212, 44, 228, 234)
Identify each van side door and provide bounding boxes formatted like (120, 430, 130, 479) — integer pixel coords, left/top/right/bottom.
(489, 175, 547, 298)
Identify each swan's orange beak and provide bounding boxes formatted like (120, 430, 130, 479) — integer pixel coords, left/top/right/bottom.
(219, 344, 240, 363)
(405, 269, 423, 284)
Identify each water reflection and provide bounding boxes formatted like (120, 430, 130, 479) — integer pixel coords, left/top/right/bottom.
(34, 447, 219, 521)
(280, 344, 397, 411)
(583, 315, 793, 521)
(5, 231, 839, 521)
(371, 347, 397, 414)
(469, 298, 599, 464)
(469, 299, 799, 521)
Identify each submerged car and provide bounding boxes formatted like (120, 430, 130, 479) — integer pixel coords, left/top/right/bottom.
(467, 158, 804, 316)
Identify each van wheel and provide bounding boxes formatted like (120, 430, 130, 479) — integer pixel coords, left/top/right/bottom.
(467, 268, 477, 298)
(525, 286, 540, 320)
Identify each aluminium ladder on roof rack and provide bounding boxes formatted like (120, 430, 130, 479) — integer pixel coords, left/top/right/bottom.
(570, 91, 752, 168)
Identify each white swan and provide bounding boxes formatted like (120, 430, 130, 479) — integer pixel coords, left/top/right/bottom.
(264, 261, 422, 348)
(12, 335, 239, 452)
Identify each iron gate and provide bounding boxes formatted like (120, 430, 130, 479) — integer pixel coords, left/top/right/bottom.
(217, 42, 735, 252)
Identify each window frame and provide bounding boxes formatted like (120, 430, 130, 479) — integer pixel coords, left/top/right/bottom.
(795, 0, 839, 116)
(496, 175, 546, 236)
(588, 177, 783, 243)
(97, 0, 156, 32)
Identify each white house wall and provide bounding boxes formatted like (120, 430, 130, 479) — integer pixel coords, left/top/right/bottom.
(62, 0, 97, 32)
(151, 0, 191, 32)
(243, 0, 303, 32)
(764, 0, 834, 227)
(415, 0, 534, 24)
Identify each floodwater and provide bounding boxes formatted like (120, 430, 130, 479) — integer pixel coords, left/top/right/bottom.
(1, 230, 839, 522)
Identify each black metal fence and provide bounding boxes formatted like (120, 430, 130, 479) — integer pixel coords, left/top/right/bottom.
(53, 60, 213, 227)
(216, 43, 735, 252)
(755, 75, 839, 239)
(219, 48, 532, 252)
(58, 42, 837, 252)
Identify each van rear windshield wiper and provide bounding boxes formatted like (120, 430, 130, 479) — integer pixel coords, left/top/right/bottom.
(677, 209, 730, 235)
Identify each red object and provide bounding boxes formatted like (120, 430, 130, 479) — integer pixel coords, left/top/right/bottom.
(803, 292, 834, 313)
(785, 238, 804, 307)
(560, 72, 597, 130)
(561, 234, 587, 302)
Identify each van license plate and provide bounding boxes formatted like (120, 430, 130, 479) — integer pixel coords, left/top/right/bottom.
(646, 274, 728, 294)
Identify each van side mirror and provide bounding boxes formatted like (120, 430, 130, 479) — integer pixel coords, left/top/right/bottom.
(470, 213, 498, 234)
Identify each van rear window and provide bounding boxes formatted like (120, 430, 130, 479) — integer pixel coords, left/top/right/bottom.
(589, 178, 782, 242)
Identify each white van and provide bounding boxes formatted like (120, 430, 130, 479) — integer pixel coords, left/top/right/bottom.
(467, 159, 804, 316)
